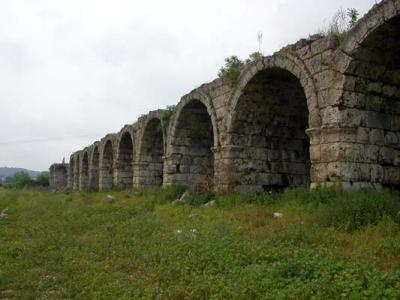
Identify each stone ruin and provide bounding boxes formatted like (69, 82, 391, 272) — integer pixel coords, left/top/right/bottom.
(50, 0, 400, 192)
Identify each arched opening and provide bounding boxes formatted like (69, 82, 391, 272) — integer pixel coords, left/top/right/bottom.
(89, 146, 100, 190)
(344, 15, 400, 188)
(116, 132, 134, 188)
(173, 100, 214, 191)
(101, 140, 114, 190)
(80, 152, 89, 189)
(229, 67, 310, 191)
(138, 118, 164, 187)
(74, 155, 80, 190)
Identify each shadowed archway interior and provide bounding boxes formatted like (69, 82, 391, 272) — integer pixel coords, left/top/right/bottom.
(173, 100, 214, 191)
(116, 132, 134, 188)
(229, 67, 310, 191)
(344, 15, 400, 188)
(138, 119, 164, 187)
(101, 141, 114, 190)
(89, 146, 100, 190)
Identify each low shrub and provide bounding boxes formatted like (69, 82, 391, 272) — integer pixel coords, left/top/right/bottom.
(318, 8, 360, 42)
(218, 192, 275, 208)
(160, 105, 176, 130)
(134, 185, 187, 204)
(218, 55, 244, 87)
(218, 52, 264, 87)
(318, 190, 400, 232)
(185, 191, 216, 206)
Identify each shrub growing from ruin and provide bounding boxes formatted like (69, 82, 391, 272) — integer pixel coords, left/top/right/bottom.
(218, 52, 264, 87)
(160, 105, 176, 131)
(318, 8, 360, 42)
(218, 55, 244, 87)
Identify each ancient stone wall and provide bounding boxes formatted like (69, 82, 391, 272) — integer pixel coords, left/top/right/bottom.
(133, 110, 165, 188)
(51, 0, 400, 192)
(49, 163, 68, 189)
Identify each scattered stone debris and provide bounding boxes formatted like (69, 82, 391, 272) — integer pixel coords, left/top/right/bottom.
(0, 208, 9, 219)
(188, 214, 202, 222)
(173, 190, 189, 204)
(105, 195, 115, 204)
(273, 212, 283, 219)
(190, 228, 198, 238)
(203, 200, 216, 208)
(174, 228, 198, 239)
(0, 289, 14, 298)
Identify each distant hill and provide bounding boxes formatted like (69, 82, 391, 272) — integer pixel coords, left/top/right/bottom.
(0, 167, 42, 179)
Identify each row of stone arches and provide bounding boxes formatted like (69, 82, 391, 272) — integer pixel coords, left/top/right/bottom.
(67, 112, 166, 191)
(51, 0, 400, 192)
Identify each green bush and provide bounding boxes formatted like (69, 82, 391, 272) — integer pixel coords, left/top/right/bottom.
(36, 171, 50, 187)
(245, 51, 263, 63)
(185, 191, 216, 206)
(319, 190, 400, 231)
(218, 192, 275, 208)
(160, 105, 175, 130)
(318, 8, 360, 42)
(218, 55, 244, 87)
(218, 52, 264, 87)
(134, 185, 187, 204)
(8, 171, 35, 188)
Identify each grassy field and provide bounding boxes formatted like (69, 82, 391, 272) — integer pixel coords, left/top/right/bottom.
(1, 187, 400, 299)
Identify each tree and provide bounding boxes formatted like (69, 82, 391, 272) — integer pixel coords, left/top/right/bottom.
(36, 171, 50, 187)
(9, 171, 34, 188)
(218, 55, 244, 86)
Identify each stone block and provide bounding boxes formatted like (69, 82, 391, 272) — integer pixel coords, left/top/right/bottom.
(383, 166, 400, 185)
(356, 127, 370, 143)
(370, 129, 385, 145)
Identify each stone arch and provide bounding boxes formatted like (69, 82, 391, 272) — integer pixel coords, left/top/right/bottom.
(167, 92, 220, 151)
(100, 139, 115, 190)
(165, 95, 217, 191)
(116, 130, 134, 188)
(338, 1, 400, 188)
(89, 144, 100, 190)
(341, 0, 399, 66)
(80, 151, 89, 190)
(136, 116, 165, 187)
(228, 54, 320, 129)
(226, 56, 317, 191)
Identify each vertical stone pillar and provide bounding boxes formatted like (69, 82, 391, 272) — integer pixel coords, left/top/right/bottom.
(67, 164, 73, 189)
(49, 163, 68, 189)
(213, 145, 245, 193)
(73, 155, 80, 190)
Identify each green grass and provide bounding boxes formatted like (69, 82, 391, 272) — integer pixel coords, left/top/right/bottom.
(1, 187, 400, 299)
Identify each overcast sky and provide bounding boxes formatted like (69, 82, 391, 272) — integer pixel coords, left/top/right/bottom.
(0, 0, 378, 171)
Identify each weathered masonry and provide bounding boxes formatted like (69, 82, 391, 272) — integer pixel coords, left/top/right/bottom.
(49, 163, 68, 189)
(50, 0, 400, 192)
